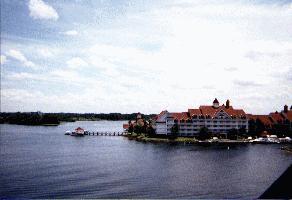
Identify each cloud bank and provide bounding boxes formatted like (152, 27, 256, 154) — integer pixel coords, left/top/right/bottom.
(1, 0, 292, 114)
(29, 0, 59, 20)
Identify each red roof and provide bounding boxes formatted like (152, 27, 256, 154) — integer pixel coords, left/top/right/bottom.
(170, 112, 189, 120)
(200, 105, 218, 116)
(123, 124, 129, 129)
(246, 114, 256, 120)
(250, 115, 274, 126)
(75, 127, 84, 131)
(188, 109, 201, 116)
(199, 105, 246, 118)
(154, 103, 247, 121)
(269, 112, 285, 123)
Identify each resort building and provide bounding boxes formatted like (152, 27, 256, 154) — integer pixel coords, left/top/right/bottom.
(154, 99, 248, 136)
(247, 105, 292, 135)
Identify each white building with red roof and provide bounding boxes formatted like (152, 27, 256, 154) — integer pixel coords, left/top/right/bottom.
(75, 127, 85, 135)
(246, 105, 292, 135)
(155, 98, 248, 136)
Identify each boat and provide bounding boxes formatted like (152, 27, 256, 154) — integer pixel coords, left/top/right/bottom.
(64, 131, 71, 135)
(251, 136, 282, 144)
(279, 137, 292, 143)
(267, 135, 280, 143)
(208, 137, 219, 143)
(252, 137, 269, 144)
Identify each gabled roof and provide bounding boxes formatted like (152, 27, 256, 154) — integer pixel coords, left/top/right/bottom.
(246, 114, 256, 120)
(154, 100, 247, 121)
(199, 105, 219, 116)
(171, 112, 189, 120)
(214, 109, 231, 118)
(155, 110, 168, 121)
(269, 112, 285, 123)
(250, 115, 274, 126)
(199, 105, 246, 118)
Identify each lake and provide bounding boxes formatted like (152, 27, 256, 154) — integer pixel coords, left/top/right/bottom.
(0, 121, 291, 198)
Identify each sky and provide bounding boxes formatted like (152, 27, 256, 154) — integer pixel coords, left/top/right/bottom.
(0, 0, 292, 114)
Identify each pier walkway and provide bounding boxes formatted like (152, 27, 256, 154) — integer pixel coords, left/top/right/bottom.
(86, 132, 127, 136)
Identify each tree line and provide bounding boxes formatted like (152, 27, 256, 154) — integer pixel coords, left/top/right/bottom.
(0, 112, 156, 126)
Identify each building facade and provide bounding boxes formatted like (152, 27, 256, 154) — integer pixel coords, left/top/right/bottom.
(155, 99, 248, 136)
(247, 105, 292, 135)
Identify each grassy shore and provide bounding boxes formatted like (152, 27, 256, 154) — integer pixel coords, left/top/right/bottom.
(125, 133, 254, 145)
(125, 133, 198, 144)
(41, 124, 60, 126)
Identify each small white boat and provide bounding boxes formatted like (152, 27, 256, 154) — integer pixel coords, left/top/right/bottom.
(267, 135, 280, 143)
(252, 137, 268, 144)
(208, 137, 219, 143)
(279, 137, 292, 143)
(65, 131, 71, 135)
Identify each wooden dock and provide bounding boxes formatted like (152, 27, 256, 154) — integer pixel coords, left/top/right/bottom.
(86, 132, 127, 136)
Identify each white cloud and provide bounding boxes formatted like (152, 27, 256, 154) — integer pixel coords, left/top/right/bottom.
(2, 1, 292, 113)
(28, 0, 59, 20)
(66, 57, 88, 68)
(63, 30, 78, 36)
(38, 48, 54, 58)
(5, 49, 37, 69)
(80, 1, 292, 113)
(50, 69, 80, 80)
(0, 55, 7, 65)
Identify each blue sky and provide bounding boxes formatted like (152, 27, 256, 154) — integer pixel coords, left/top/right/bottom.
(1, 0, 292, 114)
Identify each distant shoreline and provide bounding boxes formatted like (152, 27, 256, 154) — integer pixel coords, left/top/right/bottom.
(0, 120, 128, 126)
(0, 112, 155, 126)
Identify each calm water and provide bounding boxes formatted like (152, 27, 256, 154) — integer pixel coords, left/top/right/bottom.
(0, 121, 291, 198)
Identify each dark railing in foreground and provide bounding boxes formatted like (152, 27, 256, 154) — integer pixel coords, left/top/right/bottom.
(86, 132, 127, 136)
(260, 164, 292, 199)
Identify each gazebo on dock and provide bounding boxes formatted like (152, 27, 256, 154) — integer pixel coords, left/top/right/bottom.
(75, 127, 85, 135)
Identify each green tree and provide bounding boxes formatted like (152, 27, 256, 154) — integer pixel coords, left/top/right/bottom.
(134, 124, 143, 134)
(228, 128, 238, 140)
(238, 127, 246, 137)
(170, 123, 179, 139)
(197, 126, 211, 140)
(248, 119, 257, 136)
(146, 126, 155, 136)
(255, 119, 266, 136)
